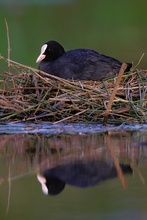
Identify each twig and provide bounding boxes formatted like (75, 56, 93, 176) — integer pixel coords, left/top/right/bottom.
(8, 59, 77, 85)
(103, 63, 127, 124)
(6, 164, 11, 215)
(132, 165, 145, 185)
(7, 59, 94, 91)
(133, 53, 145, 69)
(53, 109, 88, 124)
(4, 19, 11, 71)
(106, 134, 127, 189)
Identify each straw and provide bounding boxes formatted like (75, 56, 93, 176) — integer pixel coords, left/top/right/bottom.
(0, 56, 146, 123)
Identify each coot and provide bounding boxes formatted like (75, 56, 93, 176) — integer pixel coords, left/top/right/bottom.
(37, 160, 132, 195)
(36, 40, 132, 80)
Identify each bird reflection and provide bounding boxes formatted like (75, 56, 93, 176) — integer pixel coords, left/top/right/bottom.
(37, 160, 132, 196)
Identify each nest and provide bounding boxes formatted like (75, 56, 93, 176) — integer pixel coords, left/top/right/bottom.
(0, 56, 147, 124)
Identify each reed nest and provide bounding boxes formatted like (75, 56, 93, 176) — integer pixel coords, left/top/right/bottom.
(0, 56, 147, 124)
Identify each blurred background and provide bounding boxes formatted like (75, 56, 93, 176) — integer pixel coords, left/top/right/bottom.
(0, 0, 147, 69)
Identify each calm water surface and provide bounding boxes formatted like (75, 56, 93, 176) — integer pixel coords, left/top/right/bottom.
(0, 129, 147, 220)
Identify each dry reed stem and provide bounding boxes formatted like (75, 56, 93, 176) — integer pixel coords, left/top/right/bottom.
(6, 164, 11, 215)
(53, 109, 89, 124)
(4, 19, 11, 70)
(103, 63, 127, 124)
(106, 134, 127, 189)
(133, 53, 145, 69)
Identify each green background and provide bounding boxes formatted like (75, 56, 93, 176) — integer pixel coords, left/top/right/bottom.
(0, 0, 147, 70)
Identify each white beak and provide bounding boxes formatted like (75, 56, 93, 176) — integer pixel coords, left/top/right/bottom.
(36, 54, 46, 63)
(36, 44, 48, 63)
(37, 174, 48, 195)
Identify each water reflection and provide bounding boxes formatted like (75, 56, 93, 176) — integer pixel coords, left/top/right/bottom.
(37, 160, 132, 195)
(0, 131, 146, 185)
(0, 131, 147, 219)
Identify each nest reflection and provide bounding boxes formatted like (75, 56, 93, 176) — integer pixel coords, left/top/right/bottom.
(0, 131, 147, 194)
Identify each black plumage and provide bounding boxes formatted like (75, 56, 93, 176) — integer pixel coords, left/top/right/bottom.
(36, 40, 132, 80)
(37, 160, 132, 195)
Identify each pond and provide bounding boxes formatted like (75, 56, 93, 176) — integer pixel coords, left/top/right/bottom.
(0, 127, 147, 220)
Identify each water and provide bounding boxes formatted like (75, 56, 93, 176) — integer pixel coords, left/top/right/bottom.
(0, 129, 147, 220)
(0, 122, 147, 134)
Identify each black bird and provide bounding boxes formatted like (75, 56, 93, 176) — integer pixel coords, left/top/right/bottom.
(36, 40, 132, 81)
(37, 160, 132, 196)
